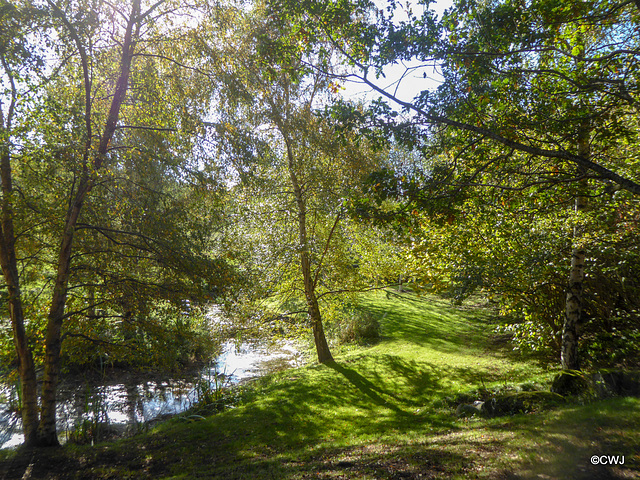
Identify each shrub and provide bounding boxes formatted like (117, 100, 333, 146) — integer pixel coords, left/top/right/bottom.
(334, 308, 381, 345)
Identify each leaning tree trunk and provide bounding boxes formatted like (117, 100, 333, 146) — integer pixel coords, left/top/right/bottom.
(1, 150, 40, 446)
(37, 179, 91, 445)
(6, 285, 40, 446)
(291, 156, 333, 364)
(304, 261, 334, 364)
(1, 77, 41, 445)
(281, 121, 333, 364)
(561, 126, 589, 370)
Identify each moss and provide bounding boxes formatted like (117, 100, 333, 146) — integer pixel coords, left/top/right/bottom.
(552, 369, 640, 401)
(551, 370, 596, 399)
(486, 391, 566, 415)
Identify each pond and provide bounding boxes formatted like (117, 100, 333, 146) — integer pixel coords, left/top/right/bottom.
(0, 340, 302, 449)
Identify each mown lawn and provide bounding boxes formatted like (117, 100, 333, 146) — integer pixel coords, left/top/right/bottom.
(1, 291, 639, 479)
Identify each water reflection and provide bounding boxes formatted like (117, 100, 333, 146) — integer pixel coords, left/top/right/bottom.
(0, 340, 301, 449)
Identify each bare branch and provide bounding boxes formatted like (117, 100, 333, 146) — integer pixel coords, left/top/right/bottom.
(312, 208, 343, 290)
(115, 125, 177, 132)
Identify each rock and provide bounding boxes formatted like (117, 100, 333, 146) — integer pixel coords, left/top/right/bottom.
(551, 370, 596, 398)
(455, 391, 566, 418)
(487, 391, 566, 416)
(452, 369, 640, 420)
(552, 369, 640, 400)
(590, 370, 640, 398)
(456, 401, 485, 417)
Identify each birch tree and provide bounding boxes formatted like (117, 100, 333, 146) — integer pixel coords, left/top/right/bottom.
(195, 3, 383, 362)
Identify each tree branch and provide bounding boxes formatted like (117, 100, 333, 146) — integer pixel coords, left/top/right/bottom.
(357, 72, 640, 195)
(60, 331, 135, 349)
(115, 125, 177, 132)
(312, 208, 343, 290)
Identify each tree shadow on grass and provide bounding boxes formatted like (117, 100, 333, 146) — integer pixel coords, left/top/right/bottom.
(338, 353, 522, 408)
(325, 360, 406, 414)
(360, 297, 489, 355)
(0, 354, 555, 480)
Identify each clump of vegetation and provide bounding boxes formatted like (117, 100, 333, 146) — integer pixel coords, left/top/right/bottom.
(184, 378, 248, 418)
(319, 297, 382, 347)
(0, 300, 219, 378)
(333, 307, 381, 345)
(65, 387, 111, 446)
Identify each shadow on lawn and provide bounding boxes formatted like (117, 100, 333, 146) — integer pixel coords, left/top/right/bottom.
(4, 366, 637, 479)
(484, 397, 640, 480)
(98, 357, 467, 479)
(338, 353, 513, 406)
(220, 358, 461, 447)
(325, 360, 405, 414)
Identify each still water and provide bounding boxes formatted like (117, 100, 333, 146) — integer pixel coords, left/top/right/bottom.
(0, 340, 301, 449)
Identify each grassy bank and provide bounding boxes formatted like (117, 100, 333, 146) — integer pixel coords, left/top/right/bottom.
(1, 291, 639, 479)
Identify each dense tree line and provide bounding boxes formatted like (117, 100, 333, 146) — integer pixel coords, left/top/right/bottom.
(1, 0, 234, 446)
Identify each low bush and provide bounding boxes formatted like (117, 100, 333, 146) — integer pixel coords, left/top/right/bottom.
(333, 307, 381, 345)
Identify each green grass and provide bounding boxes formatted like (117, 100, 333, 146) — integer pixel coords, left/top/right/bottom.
(1, 291, 639, 479)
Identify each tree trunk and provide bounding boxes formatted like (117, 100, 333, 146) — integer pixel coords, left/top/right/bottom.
(562, 246, 584, 370)
(309, 295, 333, 363)
(293, 168, 334, 364)
(1, 128, 40, 446)
(561, 127, 589, 370)
(281, 121, 333, 364)
(8, 293, 40, 446)
(34, 0, 140, 445)
(1, 224, 40, 447)
(561, 194, 587, 370)
(37, 179, 91, 445)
